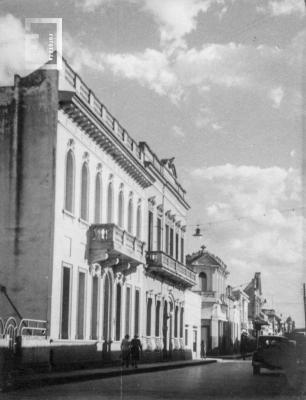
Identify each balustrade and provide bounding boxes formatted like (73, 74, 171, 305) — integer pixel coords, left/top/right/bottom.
(90, 224, 145, 265)
(146, 251, 196, 287)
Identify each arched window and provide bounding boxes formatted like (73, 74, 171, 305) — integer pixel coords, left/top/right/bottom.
(199, 272, 207, 292)
(65, 150, 74, 213)
(180, 307, 184, 338)
(80, 162, 89, 221)
(115, 283, 121, 341)
(118, 188, 124, 227)
(174, 305, 178, 338)
(146, 298, 152, 336)
(136, 202, 142, 239)
(103, 272, 113, 341)
(94, 172, 102, 223)
(127, 196, 133, 234)
(107, 181, 113, 223)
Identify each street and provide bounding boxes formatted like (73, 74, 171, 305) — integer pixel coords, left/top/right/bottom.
(2, 360, 303, 400)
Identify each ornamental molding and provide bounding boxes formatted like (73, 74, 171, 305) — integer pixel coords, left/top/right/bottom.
(67, 138, 75, 150)
(82, 151, 90, 163)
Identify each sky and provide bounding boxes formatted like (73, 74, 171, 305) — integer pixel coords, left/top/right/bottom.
(0, 0, 305, 326)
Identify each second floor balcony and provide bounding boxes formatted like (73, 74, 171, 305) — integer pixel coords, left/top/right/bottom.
(146, 251, 196, 288)
(89, 223, 146, 266)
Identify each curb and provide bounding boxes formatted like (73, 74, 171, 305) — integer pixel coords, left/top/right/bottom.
(11, 359, 216, 391)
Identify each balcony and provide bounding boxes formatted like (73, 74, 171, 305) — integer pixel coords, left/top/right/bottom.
(89, 224, 146, 266)
(146, 251, 196, 288)
(200, 290, 217, 303)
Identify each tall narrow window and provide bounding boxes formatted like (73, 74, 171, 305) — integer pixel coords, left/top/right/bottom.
(77, 271, 86, 339)
(118, 189, 124, 227)
(165, 225, 169, 254)
(61, 266, 71, 339)
(180, 307, 184, 338)
(134, 289, 140, 336)
(175, 233, 179, 260)
(107, 182, 113, 223)
(199, 272, 207, 291)
(65, 150, 74, 213)
(115, 284, 121, 341)
(94, 173, 102, 223)
(136, 203, 142, 239)
(127, 197, 133, 234)
(157, 218, 162, 251)
(180, 237, 184, 263)
(148, 211, 153, 251)
(146, 298, 152, 336)
(103, 273, 112, 341)
(155, 300, 160, 337)
(174, 305, 178, 338)
(91, 276, 99, 340)
(80, 163, 89, 221)
(170, 228, 174, 257)
(125, 287, 131, 335)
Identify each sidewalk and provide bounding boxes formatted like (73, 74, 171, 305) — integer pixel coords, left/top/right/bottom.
(9, 359, 216, 391)
(209, 353, 252, 360)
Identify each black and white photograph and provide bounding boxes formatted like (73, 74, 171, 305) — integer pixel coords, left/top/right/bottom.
(0, 0, 305, 398)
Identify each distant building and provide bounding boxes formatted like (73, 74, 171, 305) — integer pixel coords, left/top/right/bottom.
(244, 272, 267, 334)
(187, 247, 245, 354)
(0, 56, 197, 369)
(232, 287, 249, 334)
(261, 308, 283, 335)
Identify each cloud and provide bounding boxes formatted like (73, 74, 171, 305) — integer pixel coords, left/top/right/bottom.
(76, 0, 113, 12)
(195, 106, 224, 132)
(189, 164, 304, 323)
(290, 149, 296, 158)
(257, 0, 305, 16)
(103, 49, 183, 102)
(172, 125, 186, 138)
(0, 14, 47, 85)
(138, 0, 222, 51)
(269, 86, 284, 108)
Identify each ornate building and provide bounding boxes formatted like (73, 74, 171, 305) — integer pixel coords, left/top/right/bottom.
(0, 56, 198, 369)
(243, 272, 267, 335)
(187, 247, 249, 354)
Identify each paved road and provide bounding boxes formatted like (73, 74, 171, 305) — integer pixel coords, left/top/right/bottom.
(2, 360, 303, 400)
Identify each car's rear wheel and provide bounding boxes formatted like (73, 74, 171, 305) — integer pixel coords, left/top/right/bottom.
(253, 366, 260, 375)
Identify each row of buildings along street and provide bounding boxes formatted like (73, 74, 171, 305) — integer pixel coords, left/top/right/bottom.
(0, 55, 296, 374)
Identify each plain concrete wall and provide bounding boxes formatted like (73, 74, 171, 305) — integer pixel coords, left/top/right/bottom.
(0, 69, 58, 323)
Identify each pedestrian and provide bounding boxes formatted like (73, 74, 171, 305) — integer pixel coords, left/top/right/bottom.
(130, 335, 142, 368)
(240, 332, 247, 360)
(200, 340, 206, 359)
(120, 334, 130, 368)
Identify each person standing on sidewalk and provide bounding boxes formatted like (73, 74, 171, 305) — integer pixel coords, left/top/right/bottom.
(200, 340, 206, 359)
(121, 334, 131, 368)
(130, 335, 142, 368)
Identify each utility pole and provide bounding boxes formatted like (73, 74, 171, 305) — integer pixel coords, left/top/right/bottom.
(303, 283, 306, 330)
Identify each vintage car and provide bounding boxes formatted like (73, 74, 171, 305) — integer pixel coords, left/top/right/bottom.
(252, 335, 296, 375)
(252, 333, 306, 393)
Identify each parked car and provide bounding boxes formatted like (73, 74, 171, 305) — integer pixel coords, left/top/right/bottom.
(252, 335, 296, 375)
(252, 334, 306, 393)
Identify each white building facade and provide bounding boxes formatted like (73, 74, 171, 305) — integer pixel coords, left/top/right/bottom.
(187, 248, 249, 355)
(0, 56, 196, 368)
